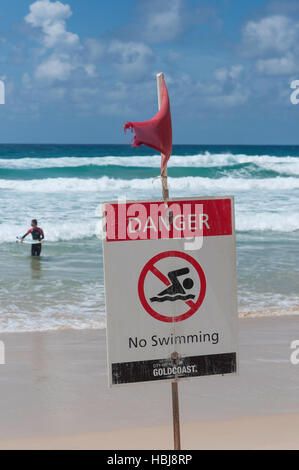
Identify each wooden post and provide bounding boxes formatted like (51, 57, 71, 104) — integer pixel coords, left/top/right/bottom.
(172, 380, 181, 450)
(171, 351, 181, 450)
(157, 72, 180, 450)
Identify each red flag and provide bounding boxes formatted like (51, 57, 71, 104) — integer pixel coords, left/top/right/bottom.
(124, 76, 172, 175)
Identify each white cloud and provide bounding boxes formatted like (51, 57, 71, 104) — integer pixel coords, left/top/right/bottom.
(25, 0, 71, 27)
(108, 40, 154, 79)
(25, 1, 97, 83)
(214, 67, 228, 82)
(16, 1, 257, 114)
(209, 65, 247, 107)
(85, 38, 104, 61)
(139, 0, 183, 42)
(84, 64, 97, 77)
(243, 15, 299, 55)
(256, 54, 297, 75)
(165, 69, 248, 110)
(22, 72, 32, 89)
(214, 65, 243, 81)
(35, 54, 75, 81)
(25, 0, 79, 49)
(230, 65, 244, 79)
(146, 0, 182, 41)
(208, 88, 248, 107)
(71, 86, 100, 110)
(242, 14, 299, 77)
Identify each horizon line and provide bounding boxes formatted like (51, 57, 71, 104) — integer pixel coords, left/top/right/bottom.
(0, 143, 299, 146)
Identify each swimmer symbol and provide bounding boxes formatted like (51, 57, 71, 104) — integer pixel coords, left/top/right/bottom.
(150, 267, 195, 303)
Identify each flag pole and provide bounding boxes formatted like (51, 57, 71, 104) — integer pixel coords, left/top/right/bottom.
(157, 72, 181, 451)
(156, 72, 169, 207)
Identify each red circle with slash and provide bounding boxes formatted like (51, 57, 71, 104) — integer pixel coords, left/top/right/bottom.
(138, 251, 206, 323)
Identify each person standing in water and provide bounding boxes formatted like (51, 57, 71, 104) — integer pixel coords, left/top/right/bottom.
(21, 219, 44, 256)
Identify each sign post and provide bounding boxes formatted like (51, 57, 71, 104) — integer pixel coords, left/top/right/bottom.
(102, 196, 238, 449)
(172, 379, 180, 449)
(157, 72, 178, 450)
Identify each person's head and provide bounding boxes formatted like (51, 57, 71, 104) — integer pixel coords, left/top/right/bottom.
(31, 219, 38, 227)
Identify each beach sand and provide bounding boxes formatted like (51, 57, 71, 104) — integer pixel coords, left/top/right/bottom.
(0, 316, 299, 449)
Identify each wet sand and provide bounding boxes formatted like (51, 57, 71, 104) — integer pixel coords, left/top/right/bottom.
(1, 413, 299, 450)
(0, 316, 299, 449)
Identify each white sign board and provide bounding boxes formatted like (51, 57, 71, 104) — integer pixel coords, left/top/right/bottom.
(102, 196, 238, 386)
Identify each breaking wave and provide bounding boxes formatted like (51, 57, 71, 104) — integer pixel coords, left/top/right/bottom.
(0, 152, 298, 176)
(0, 175, 299, 192)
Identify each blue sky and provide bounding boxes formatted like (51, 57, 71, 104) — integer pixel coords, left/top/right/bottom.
(1, 0, 299, 144)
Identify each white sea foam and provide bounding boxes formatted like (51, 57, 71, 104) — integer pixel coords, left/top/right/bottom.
(0, 175, 298, 193)
(1, 221, 98, 243)
(0, 175, 298, 241)
(0, 207, 298, 246)
(1, 152, 298, 332)
(0, 311, 106, 333)
(236, 212, 299, 232)
(0, 280, 106, 332)
(0, 152, 298, 174)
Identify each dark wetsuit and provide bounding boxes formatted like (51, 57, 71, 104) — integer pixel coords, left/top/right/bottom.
(22, 227, 44, 256)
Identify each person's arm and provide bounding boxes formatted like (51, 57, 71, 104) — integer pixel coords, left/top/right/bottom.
(21, 228, 32, 240)
(39, 228, 45, 240)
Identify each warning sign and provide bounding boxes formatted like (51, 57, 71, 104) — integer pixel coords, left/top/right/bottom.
(102, 196, 238, 386)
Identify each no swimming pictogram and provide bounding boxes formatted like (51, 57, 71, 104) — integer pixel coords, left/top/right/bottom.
(138, 251, 206, 323)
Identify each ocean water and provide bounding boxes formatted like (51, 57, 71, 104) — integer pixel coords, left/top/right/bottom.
(0, 144, 298, 332)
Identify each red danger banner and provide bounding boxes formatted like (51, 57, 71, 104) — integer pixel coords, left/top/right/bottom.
(105, 198, 232, 242)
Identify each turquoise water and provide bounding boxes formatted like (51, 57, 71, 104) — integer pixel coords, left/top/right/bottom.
(0, 144, 298, 331)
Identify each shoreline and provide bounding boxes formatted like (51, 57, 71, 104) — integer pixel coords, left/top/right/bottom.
(0, 309, 299, 335)
(0, 316, 299, 449)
